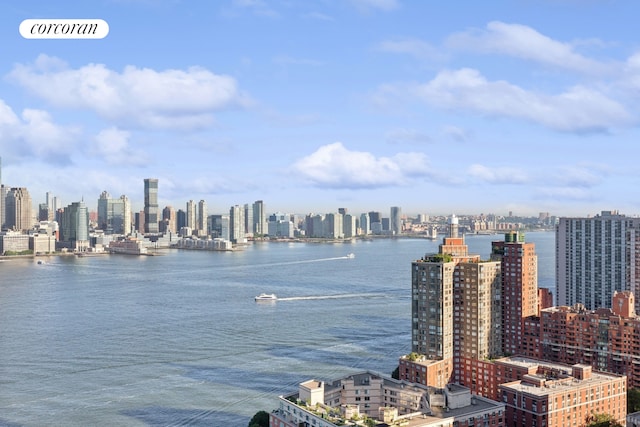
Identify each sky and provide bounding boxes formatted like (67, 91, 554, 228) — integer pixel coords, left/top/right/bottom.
(1, 0, 640, 217)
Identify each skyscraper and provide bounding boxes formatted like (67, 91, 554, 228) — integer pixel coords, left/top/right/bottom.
(5, 187, 33, 232)
(491, 231, 538, 356)
(60, 200, 89, 251)
(186, 200, 196, 230)
(162, 206, 177, 234)
(390, 206, 402, 235)
(229, 205, 245, 244)
(197, 200, 207, 236)
(143, 178, 159, 234)
(252, 200, 266, 236)
(97, 191, 131, 235)
(407, 215, 502, 391)
(556, 210, 640, 310)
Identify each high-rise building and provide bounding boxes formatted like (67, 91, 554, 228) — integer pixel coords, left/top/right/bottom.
(359, 213, 369, 235)
(186, 200, 196, 231)
(343, 214, 356, 238)
(143, 178, 159, 234)
(390, 206, 402, 235)
(229, 205, 245, 244)
(243, 203, 253, 237)
(46, 191, 58, 221)
(161, 206, 177, 234)
(97, 191, 131, 235)
(406, 215, 502, 391)
(490, 231, 538, 356)
(60, 200, 89, 251)
(197, 200, 207, 236)
(252, 200, 266, 236)
(556, 210, 640, 310)
(5, 187, 33, 232)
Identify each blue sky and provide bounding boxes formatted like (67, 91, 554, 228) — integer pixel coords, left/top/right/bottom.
(1, 0, 639, 217)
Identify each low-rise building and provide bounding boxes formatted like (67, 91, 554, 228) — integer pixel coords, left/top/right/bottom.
(497, 357, 626, 427)
(269, 371, 505, 427)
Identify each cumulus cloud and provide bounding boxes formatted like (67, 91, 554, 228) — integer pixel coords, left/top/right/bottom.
(8, 54, 249, 130)
(446, 21, 611, 74)
(408, 68, 631, 132)
(92, 127, 148, 165)
(290, 142, 431, 189)
(0, 99, 80, 165)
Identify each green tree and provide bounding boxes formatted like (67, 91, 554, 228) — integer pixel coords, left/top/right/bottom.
(585, 412, 623, 427)
(628, 387, 640, 413)
(248, 410, 269, 427)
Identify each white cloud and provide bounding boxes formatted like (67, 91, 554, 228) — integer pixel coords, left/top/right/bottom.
(8, 54, 249, 131)
(467, 164, 529, 184)
(446, 21, 611, 74)
(410, 68, 631, 132)
(0, 99, 81, 165)
(93, 127, 148, 165)
(290, 142, 430, 189)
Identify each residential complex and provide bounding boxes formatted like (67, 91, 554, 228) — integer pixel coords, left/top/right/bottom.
(557, 210, 640, 311)
(270, 371, 506, 427)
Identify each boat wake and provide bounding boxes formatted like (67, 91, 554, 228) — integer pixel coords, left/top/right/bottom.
(276, 293, 383, 301)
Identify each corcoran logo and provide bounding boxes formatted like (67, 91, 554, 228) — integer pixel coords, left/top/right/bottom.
(19, 19, 109, 39)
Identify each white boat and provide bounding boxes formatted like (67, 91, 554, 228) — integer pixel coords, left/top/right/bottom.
(346, 253, 355, 259)
(255, 293, 277, 301)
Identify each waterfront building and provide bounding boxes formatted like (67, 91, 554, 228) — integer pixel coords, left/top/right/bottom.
(556, 210, 640, 310)
(391, 206, 402, 235)
(97, 191, 131, 235)
(197, 200, 207, 236)
(143, 178, 159, 234)
(5, 187, 33, 232)
(0, 230, 30, 254)
(252, 200, 266, 236)
(490, 231, 538, 356)
(243, 203, 253, 238)
(343, 214, 356, 238)
(359, 212, 370, 235)
(324, 213, 344, 239)
(269, 371, 505, 427)
(186, 200, 196, 231)
(59, 200, 89, 251)
(229, 205, 245, 244)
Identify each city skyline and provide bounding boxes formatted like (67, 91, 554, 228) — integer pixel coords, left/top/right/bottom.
(1, 1, 640, 216)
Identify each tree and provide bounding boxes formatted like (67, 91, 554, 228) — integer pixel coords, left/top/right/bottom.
(585, 412, 623, 427)
(628, 387, 640, 413)
(248, 410, 269, 427)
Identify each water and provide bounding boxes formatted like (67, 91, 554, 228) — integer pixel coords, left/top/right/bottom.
(0, 232, 555, 426)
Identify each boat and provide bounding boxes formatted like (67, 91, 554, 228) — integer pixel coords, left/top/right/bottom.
(345, 253, 355, 259)
(255, 293, 277, 302)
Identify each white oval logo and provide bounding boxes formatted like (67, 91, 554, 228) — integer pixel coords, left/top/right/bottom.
(20, 19, 109, 39)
